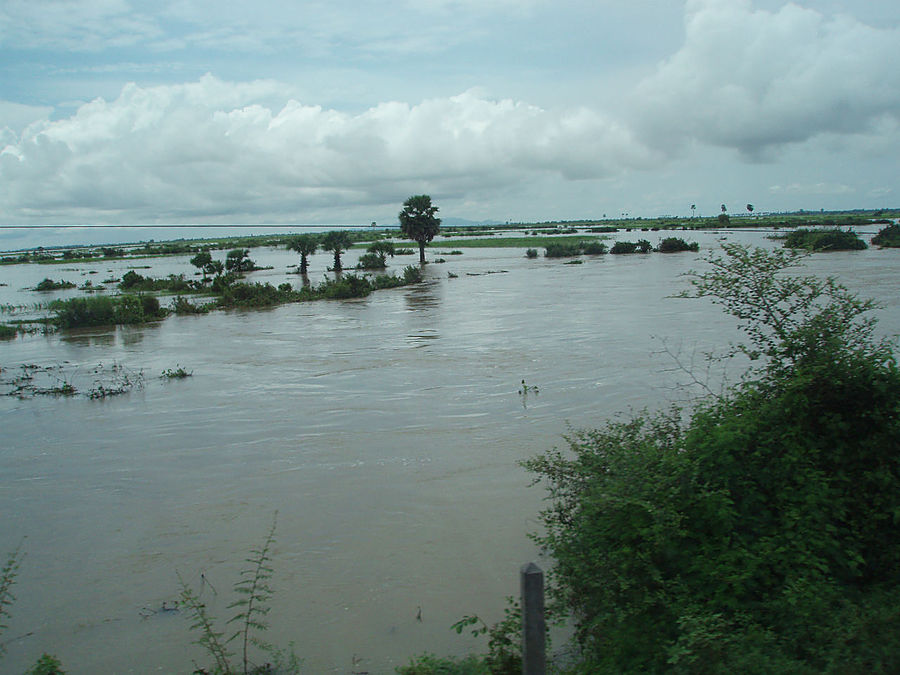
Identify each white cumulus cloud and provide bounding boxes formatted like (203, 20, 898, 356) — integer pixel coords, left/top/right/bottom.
(0, 75, 655, 223)
(629, 0, 900, 158)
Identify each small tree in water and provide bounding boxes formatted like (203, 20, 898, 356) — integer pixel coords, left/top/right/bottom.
(320, 231, 354, 272)
(287, 234, 318, 275)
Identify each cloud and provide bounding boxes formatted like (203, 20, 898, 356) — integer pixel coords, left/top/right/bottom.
(768, 182, 855, 196)
(629, 0, 900, 158)
(0, 0, 162, 51)
(0, 75, 655, 223)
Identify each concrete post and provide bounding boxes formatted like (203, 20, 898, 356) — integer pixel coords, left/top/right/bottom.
(520, 562, 545, 675)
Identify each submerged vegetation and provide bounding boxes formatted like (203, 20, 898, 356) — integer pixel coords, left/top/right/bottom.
(50, 294, 166, 328)
(34, 278, 76, 291)
(782, 227, 867, 251)
(0, 362, 152, 399)
(872, 223, 900, 248)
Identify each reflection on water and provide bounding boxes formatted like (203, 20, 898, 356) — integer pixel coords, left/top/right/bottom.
(1, 229, 899, 673)
(403, 278, 442, 311)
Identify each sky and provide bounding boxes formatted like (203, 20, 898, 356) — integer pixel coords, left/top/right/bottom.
(1, 0, 899, 228)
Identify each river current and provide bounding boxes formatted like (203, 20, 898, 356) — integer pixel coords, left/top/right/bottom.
(1, 228, 898, 673)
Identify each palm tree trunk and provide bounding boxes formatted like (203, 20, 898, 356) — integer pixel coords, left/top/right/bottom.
(418, 241, 426, 264)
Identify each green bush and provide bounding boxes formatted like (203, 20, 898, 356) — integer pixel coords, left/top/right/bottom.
(544, 242, 583, 258)
(51, 294, 167, 328)
(524, 244, 900, 673)
(317, 274, 373, 299)
(357, 252, 387, 269)
(656, 237, 699, 253)
(872, 223, 900, 248)
(119, 271, 194, 293)
(582, 241, 608, 255)
(610, 239, 651, 254)
(35, 278, 75, 291)
(0, 324, 16, 339)
(171, 296, 210, 315)
(783, 228, 867, 251)
(525, 248, 538, 259)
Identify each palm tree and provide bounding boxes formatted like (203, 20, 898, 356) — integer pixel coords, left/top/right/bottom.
(287, 234, 318, 275)
(691, 204, 697, 219)
(746, 203, 754, 215)
(399, 195, 441, 264)
(320, 230, 354, 272)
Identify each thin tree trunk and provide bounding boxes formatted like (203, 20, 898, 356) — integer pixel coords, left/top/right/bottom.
(418, 242, 425, 264)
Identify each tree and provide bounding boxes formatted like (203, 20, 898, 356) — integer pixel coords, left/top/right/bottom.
(320, 231, 354, 272)
(287, 234, 318, 275)
(746, 203, 754, 214)
(721, 203, 727, 213)
(398, 195, 441, 264)
(225, 249, 254, 275)
(366, 240, 395, 267)
(524, 244, 900, 673)
(190, 250, 213, 281)
(690, 204, 696, 218)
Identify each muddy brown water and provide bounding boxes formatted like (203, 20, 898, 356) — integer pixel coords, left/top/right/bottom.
(1, 229, 898, 673)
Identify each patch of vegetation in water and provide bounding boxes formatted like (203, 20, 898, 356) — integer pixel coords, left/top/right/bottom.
(610, 240, 652, 254)
(34, 278, 76, 291)
(0, 324, 17, 339)
(656, 237, 700, 253)
(50, 294, 167, 328)
(119, 270, 197, 293)
(872, 223, 900, 248)
(783, 228, 867, 251)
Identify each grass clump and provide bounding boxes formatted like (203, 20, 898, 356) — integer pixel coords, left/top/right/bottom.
(0, 324, 17, 339)
(397, 653, 491, 675)
(783, 227, 867, 251)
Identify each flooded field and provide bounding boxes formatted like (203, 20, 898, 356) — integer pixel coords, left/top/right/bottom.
(1, 228, 899, 673)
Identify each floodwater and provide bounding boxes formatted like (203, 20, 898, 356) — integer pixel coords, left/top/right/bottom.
(1, 228, 898, 674)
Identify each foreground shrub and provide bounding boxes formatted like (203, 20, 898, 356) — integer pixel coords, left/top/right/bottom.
(0, 324, 16, 339)
(525, 244, 900, 673)
(396, 653, 490, 675)
(783, 227, 867, 251)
